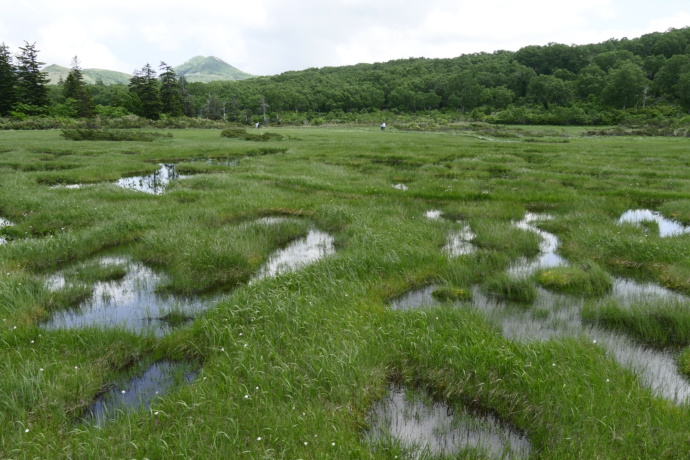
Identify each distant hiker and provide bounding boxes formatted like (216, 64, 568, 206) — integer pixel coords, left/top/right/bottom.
(380, 122, 386, 131)
(255, 122, 260, 129)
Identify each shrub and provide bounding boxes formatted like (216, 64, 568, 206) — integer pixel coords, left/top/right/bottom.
(60, 129, 173, 142)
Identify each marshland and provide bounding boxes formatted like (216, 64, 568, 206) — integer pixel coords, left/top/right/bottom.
(1, 124, 690, 458)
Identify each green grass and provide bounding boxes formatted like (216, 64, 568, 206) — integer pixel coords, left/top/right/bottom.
(1, 127, 690, 458)
(536, 262, 613, 297)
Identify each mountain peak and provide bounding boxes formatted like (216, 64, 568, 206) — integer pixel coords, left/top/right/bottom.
(174, 56, 254, 82)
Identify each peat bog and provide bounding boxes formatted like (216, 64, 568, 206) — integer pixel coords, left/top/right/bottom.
(2, 126, 690, 458)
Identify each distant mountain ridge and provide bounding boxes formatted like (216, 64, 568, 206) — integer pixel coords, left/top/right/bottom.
(44, 56, 255, 85)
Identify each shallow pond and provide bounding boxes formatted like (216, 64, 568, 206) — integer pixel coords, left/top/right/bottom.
(251, 229, 335, 282)
(444, 223, 476, 257)
(84, 360, 196, 426)
(366, 385, 531, 459)
(43, 256, 213, 336)
(618, 209, 690, 237)
(115, 163, 187, 195)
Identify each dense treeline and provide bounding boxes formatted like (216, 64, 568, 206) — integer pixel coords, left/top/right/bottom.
(2, 28, 690, 127)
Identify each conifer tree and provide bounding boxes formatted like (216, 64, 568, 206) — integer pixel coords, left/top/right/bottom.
(63, 56, 94, 117)
(15, 41, 50, 111)
(128, 63, 162, 119)
(0, 43, 17, 116)
(159, 62, 184, 117)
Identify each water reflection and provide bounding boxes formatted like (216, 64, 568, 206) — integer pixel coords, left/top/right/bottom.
(391, 285, 439, 310)
(390, 212, 690, 403)
(115, 164, 186, 195)
(43, 256, 212, 336)
(251, 229, 335, 282)
(0, 217, 12, 245)
(425, 210, 443, 220)
(366, 385, 531, 459)
(619, 209, 690, 237)
(84, 361, 196, 426)
(508, 213, 567, 277)
(445, 223, 476, 256)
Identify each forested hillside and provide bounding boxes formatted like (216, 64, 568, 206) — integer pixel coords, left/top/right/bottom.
(2, 27, 690, 127)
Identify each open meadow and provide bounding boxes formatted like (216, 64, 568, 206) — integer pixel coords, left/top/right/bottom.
(1, 125, 690, 458)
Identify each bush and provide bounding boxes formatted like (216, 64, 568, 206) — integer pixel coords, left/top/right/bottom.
(220, 128, 284, 141)
(60, 129, 173, 141)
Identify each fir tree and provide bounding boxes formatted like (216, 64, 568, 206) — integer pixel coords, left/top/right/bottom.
(0, 43, 17, 116)
(159, 62, 183, 117)
(129, 63, 162, 120)
(63, 56, 94, 117)
(15, 41, 50, 111)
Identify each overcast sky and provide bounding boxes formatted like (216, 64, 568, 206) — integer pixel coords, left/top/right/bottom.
(2, 0, 689, 76)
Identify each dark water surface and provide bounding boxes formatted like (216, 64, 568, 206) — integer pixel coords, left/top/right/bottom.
(84, 360, 196, 426)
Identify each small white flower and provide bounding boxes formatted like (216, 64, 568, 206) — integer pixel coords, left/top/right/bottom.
(304, 442, 308, 446)
(25, 428, 29, 433)
(332, 442, 336, 446)
(154, 411, 159, 415)
(220, 347, 224, 351)
(552, 363, 556, 367)
(244, 395, 249, 399)
(121, 390, 126, 394)
(39, 368, 44, 372)
(257, 437, 262, 441)
(592, 340, 597, 344)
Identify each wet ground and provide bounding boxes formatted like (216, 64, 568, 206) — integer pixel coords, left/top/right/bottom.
(251, 229, 335, 282)
(84, 360, 196, 426)
(391, 211, 690, 404)
(0, 217, 12, 245)
(619, 209, 690, 237)
(366, 385, 531, 459)
(115, 164, 187, 194)
(42, 256, 213, 336)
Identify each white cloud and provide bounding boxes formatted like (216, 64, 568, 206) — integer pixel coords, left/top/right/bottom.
(0, 0, 688, 75)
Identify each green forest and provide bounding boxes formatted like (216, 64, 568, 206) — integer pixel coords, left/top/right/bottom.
(2, 27, 690, 128)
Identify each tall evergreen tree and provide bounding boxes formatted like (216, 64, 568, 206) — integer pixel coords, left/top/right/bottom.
(63, 56, 94, 117)
(159, 62, 184, 117)
(178, 76, 195, 117)
(15, 41, 50, 111)
(0, 43, 17, 116)
(128, 63, 162, 120)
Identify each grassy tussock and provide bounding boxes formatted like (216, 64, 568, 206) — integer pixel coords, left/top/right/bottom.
(536, 262, 612, 296)
(582, 299, 690, 348)
(2, 128, 690, 457)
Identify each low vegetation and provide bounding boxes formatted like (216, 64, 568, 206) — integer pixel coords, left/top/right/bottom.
(1, 126, 690, 458)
